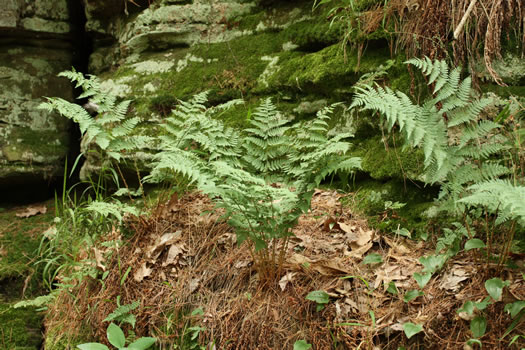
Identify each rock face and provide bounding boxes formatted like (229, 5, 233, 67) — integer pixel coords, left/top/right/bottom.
(80, 0, 418, 179)
(0, 0, 75, 188)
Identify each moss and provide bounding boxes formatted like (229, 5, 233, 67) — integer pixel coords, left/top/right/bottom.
(0, 201, 54, 288)
(0, 303, 43, 349)
(280, 18, 342, 51)
(348, 178, 438, 237)
(266, 44, 392, 94)
(2, 128, 69, 164)
(349, 136, 424, 181)
(482, 84, 525, 99)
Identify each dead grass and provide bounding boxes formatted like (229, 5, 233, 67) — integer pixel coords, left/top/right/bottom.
(44, 191, 525, 349)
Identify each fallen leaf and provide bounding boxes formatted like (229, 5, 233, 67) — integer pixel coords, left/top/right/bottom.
(134, 263, 152, 282)
(42, 226, 57, 239)
(162, 244, 185, 267)
(279, 272, 297, 291)
(234, 260, 251, 269)
(93, 247, 106, 271)
(345, 242, 373, 259)
(189, 278, 201, 293)
(287, 253, 350, 275)
(16, 204, 47, 218)
(147, 231, 182, 261)
(439, 265, 470, 291)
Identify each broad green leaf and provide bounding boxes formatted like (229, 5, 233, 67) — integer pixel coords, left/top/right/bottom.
(403, 322, 423, 339)
(362, 253, 383, 265)
(413, 272, 432, 289)
(475, 297, 491, 311)
(404, 290, 424, 303)
(419, 254, 447, 273)
(457, 301, 475, 315)
(485, 278, 508, 301)
(107, 323, 126, 348)
(464, 239, 486, 251)
(293, 340, 312, 350)
(306, 290, 330, 305)
(470, 316, 487, 338)
(128, 337, 157, 350)
(77, 344, 110, 350)
(504, 300, 525, 318)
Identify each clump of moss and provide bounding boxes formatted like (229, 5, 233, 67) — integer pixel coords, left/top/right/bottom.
(0, 303, 43, 348)
(348, 178, 438, 238)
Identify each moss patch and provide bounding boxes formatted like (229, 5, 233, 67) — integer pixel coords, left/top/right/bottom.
(348, 178, 438, 238)
(0, 303, 43, 349)
(349, 135, 424, 181)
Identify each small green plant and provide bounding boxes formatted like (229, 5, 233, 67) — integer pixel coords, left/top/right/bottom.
(103, 299, 140, 328)
(77, 323, 156, 350)
(351, 57, 524, 269)
(144, 93, 361, 281)
(293, 339, 312, 350)
(305, 290, 330, 312)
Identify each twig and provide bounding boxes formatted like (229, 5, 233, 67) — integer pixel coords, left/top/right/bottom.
(453, 0, 478, 40)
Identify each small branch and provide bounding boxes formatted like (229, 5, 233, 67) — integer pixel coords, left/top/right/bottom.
(453, 0, 478, 40)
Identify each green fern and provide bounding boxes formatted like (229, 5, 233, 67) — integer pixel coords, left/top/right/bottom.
(351, 56, 523, 231)
(243, 98, 291, 176)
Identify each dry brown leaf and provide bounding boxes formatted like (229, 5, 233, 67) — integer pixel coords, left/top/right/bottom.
(439, 265, 470, 291)
(93, 247, 106, 271)
(287, 253, 350, 275)
(189, 278, 201, 293)
(374, 264, 408, 290)
(234, 260, 251, 269)
(134, 263, 152, 282)
(383, 236, 411, 255)
(147, 231, 182, 261)
(345, 242, 373, 259)
(279, 272, 296, 291)
(162, 244, 185, 267)
(42, 225, 57, 239)
(16, 204, 47, 218)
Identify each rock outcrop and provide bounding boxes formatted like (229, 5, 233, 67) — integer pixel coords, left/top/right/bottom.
(0, 0, 76, 189)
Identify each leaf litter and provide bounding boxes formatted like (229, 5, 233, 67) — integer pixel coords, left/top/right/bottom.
(45, 190, 525, 349)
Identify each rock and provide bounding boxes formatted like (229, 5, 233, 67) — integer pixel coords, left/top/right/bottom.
(0, 0, 75, 189)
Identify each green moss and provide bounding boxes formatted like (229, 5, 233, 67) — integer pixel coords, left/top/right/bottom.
(348, 178, 438, 237)
(0, 303, 43, 349)
(3, 128, 69, 164)
(266, 44, 392, 94)
(281, 18, 342, 50)
(349, 136, 424, 181)
(0, 201, 54, 287)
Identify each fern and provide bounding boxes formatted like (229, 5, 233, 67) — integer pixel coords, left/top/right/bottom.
(351, 57, 523, 232)
(103, 300, 140, 328)
(243, 98, 291, 177)
(39, 70, 148, 166)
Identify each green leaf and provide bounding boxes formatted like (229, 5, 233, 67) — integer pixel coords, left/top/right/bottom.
(504, 300, 525, 318)
(305, 290, 330, 305)
(485, 278, 508, 301)
(107, 323, 126, 348)
(386, 281, 398, 295)
(128, 337, 157, 350)
(293, 340, 312, 350)
(466, 339, 482, 347)
(403, 322, 423, 339)
(470, 316, 487, 338)
(457, 301, 475, 315)
(77, 344, 110, 350)
(464, 239, 486, 251)
(404, 290, 424, 303)
(419, 255, 447, 273)
(413, 272, 432, 289)
(362, 253, 383, 265)
(474, 297, 491, 311)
